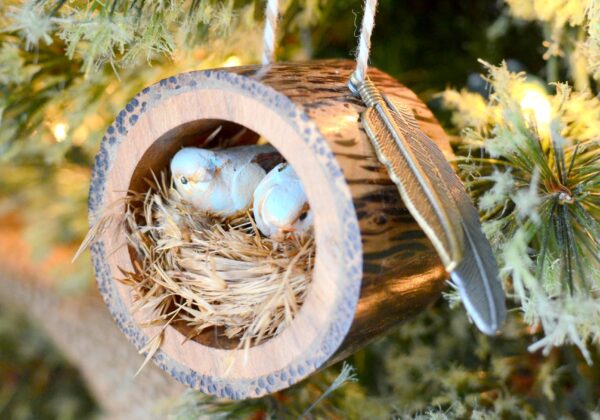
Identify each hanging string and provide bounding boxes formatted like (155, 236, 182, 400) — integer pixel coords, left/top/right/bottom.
(262, 0, 279, 65)
(353, 0, 379, 83)
(262, 0, 377, 73)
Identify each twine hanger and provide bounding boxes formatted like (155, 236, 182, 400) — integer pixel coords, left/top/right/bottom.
(262, 0, 280, 65)
(352, 0, 379, 84)
(261, 0, 380, 84)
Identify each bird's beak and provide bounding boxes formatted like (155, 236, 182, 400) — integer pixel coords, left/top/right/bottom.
(191, 167, 218, 184)
(270, 227, 295, 242)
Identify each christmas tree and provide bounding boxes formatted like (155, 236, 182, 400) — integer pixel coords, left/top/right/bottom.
(1, 0, 599, 417)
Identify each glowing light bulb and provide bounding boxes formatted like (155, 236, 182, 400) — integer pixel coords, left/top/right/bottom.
(222, 55, 242, 67)
(520, 89, 552, 127)
(52, 123, 68, 142)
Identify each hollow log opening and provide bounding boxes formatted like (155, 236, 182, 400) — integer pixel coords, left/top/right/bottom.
(126, 119, 315, 350)
(90, 61, 449, 398)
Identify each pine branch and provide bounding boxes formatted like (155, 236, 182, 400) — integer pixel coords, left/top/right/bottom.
(443, 61, 600, 360)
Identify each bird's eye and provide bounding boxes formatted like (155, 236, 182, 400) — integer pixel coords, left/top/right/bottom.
(180, 176, 188, 185)
(299, 211, 308, 221)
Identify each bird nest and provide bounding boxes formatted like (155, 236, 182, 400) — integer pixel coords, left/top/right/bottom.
(118, 173, 315, 356)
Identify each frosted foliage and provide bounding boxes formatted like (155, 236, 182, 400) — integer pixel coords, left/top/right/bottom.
(506, 0, 600, 81)
(443, 61, 600, 362)
(4, 0, 262, 73)
(7, 2, 54, 49)
(478, 169, 514, 212)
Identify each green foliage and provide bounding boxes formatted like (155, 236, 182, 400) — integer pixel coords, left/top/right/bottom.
(505, 0, 600, 89)
(4, 0, 330, 74)
(0, 306, 97, 419)
(6, 0, 241, 72)
(444, 61, 600, 361)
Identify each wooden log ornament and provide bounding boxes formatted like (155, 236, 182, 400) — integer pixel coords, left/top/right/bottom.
(88, 59, 450, 399)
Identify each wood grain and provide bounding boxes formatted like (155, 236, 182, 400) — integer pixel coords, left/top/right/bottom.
(89, 59, 449, 399)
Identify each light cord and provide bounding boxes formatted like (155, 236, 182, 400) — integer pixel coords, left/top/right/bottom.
(262, 0, 279, 65)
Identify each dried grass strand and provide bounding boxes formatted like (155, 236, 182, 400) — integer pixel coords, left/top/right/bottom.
(119, 172, 314, 360)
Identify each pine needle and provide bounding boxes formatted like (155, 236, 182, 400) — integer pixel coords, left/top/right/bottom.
(301, 362, 358, 417)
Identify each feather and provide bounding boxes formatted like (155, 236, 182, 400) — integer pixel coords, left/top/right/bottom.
(389, 98, 506, 334)
(362, 97, 464, 271)
(352, 76, 506, 335)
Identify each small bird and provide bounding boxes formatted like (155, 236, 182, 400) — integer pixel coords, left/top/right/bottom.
(253, 163, 313, 240)
(170, 145, 281, 217)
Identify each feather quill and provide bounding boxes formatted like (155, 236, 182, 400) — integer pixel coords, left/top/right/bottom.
(361, 92, 464, 271)
(350, 76, 506, 335)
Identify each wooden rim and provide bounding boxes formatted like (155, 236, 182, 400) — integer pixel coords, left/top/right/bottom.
(89, 66, 362, 398)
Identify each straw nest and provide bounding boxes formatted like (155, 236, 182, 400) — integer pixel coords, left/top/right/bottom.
(119, 174, 315, 354)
